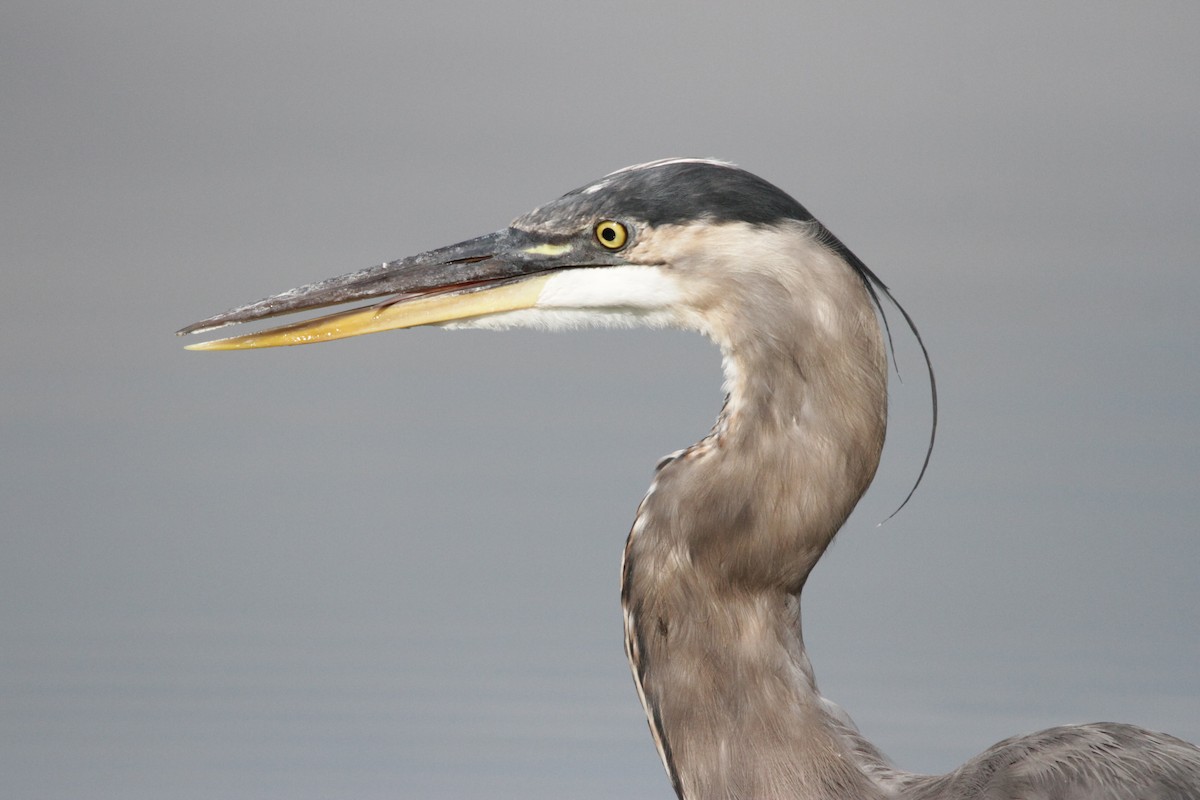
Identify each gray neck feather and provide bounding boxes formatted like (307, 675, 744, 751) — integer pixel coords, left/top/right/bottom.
(621, 228, 893, 799)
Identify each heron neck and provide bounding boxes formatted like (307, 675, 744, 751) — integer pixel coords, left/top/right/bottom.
(621, 272, 890, 799)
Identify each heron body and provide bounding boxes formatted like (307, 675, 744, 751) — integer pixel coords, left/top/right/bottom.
(181, 159, 1200, 799)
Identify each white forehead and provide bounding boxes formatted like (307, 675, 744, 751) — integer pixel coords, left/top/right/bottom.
(581, 158, 736, 195)
(609, 157, 735, 175)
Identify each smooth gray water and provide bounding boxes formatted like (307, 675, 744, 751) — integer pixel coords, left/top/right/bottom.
(3, 3, 1198, 798)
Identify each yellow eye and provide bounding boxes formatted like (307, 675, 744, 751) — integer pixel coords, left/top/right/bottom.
(594, 220, 629, 250)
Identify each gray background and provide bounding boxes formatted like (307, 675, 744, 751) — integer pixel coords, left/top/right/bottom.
(3, 2, 1198, 799)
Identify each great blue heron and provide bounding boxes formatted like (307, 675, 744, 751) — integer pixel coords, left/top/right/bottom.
(180, 159, 1200, 799)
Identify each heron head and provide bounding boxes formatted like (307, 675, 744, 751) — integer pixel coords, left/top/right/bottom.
(177, 159, 838, 350)
(178, 157, 935, 517)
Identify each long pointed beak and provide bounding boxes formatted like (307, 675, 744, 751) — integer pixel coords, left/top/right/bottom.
(177, 228, 613, 350)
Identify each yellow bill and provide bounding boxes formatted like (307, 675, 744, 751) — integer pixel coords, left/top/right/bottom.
(186, 274, 551, 351)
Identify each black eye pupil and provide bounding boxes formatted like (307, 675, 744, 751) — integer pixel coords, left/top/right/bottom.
(601, 228, 615, 241)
